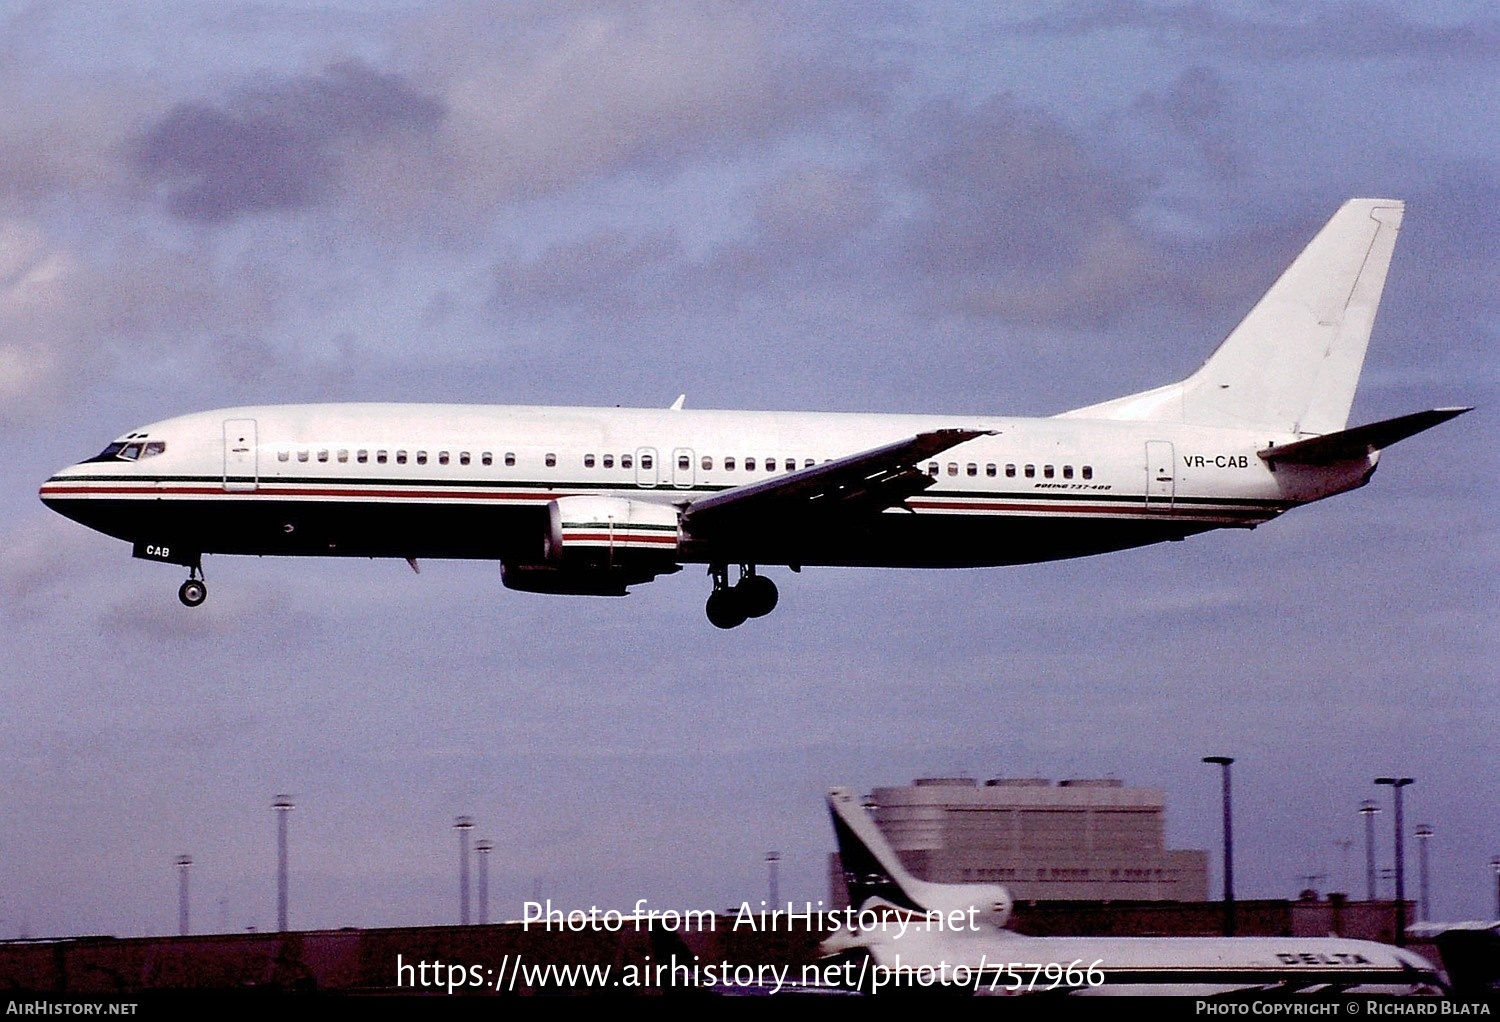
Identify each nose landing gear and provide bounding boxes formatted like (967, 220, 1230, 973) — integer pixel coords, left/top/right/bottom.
(704, 564, 779, 629)
(178, 564, 207, 608)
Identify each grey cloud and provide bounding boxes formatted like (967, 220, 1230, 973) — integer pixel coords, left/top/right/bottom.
(887, 95, 1159, 327)
(0, 220, 283, 426)
(1135, 66, 1240, 178)
(492, 229, 683, 316)
(397, 4, 879, 227)
(1016, 1, 1500, 63)
(750, 165, 881, 256)
(132, 61, 444, 222)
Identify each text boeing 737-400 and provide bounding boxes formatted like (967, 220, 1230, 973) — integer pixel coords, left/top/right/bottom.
(39, 199, 1469, 627)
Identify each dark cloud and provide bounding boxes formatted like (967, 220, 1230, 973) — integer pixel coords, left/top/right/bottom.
(492, 229, 682, 316)
(886, 95, 1159, 327)
(1135, 66, 1241, 178)
(132, 61, 444, 222)
(1016, 1, 1500, 63)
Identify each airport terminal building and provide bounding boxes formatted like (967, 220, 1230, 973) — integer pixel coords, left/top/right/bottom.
(845, 776, 1209, 903)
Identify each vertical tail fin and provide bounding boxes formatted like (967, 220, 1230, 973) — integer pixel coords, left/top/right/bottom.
(1059, 199, 1405, 434)
(827, 787, 1013, 927)
(827, 787, 931, 914)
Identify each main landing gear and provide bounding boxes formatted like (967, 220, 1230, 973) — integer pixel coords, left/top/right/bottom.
(178, 564, 207, 608)
(705, 564, 778, 629)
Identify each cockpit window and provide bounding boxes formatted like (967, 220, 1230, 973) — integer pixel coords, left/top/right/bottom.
(87, 439, 166, 463)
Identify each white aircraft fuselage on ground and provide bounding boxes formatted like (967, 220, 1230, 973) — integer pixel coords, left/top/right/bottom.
(38, 199, 1468, 626)
(821, 787, 1447, 996)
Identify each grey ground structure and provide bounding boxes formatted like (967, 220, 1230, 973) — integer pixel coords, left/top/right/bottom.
(834, 777, 1208, 903)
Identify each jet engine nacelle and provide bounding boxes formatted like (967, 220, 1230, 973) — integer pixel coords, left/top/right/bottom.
(918, 882, 1013, 931)
(501, 495, 682, 596)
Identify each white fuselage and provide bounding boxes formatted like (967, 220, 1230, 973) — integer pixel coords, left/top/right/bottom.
(39, 402, 1372, 573)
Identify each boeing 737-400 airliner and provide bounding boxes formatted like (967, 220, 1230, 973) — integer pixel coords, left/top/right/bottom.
(39, 199, 1468, 626)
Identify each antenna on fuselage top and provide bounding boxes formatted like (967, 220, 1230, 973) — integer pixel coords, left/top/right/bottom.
(669, 394, 686, 411)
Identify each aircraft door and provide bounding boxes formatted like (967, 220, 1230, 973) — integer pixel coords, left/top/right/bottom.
(1145, 441, 1174, 507)
(671, 447, 695, 489)
(223, 418, 258, 492)
(635, 447, 658, 488)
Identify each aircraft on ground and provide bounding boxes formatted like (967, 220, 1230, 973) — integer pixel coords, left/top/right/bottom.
(820, 786, 1446, 996)
(40, 199, 1467, 626)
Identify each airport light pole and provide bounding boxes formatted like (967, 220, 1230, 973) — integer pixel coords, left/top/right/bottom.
(175, 855, 193, 936)
(1359, 800, 1381, 901)
(455, 817, 474, 925)
(1375, 777, 1413, 945)
(475, 839, 493, 925)
(766, 851, 781, 908)
(1490, 857, 1500, 919)
(1203, 757, 1236, 936)
(1414, 825, 1432, 922)
(273, 795, 294, 932)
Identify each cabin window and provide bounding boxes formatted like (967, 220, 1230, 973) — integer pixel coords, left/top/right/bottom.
(583, 454, 595, 468)
(1024, 464, 1035, 478)
(947, 462, 958, 476)
(701, 456, 712, 470)
(297, 450, 309, 463)
(377, 450, 388, 464)
(744, 457, 755, 471)
(504, 452, 515, 467)
(438, 451, 449, 465)
(396, 450, 408, 465)
(804, 458, 815, 469)
(416, 451, 427, 465)
(1006, 464, 1016, 478)
(317, 450, 329, 463)
(545, 453, 556, 468)
(967, 463, 977, 476)
(986, 463, 996, 477)
(640, 454, 653, 470)
(1043, 465, 1054, 478)
(1082, 465, 1093, 480)
(724, 456, 735, 470)
(459, 452, 470, 466)
(481, 452, 492, 466)
(602, 454, 614, 469)
(1063, 465, 1073, 479)
(622, 454, 633, 469)
(678, 454, 690, 471)
(927, 462, 938, 476)
(358, 450, 368, 464)
(278, 451, 290, 462)
(337, 450, 349, 463)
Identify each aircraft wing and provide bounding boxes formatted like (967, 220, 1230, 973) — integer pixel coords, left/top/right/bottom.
(682, 429, 992, 533)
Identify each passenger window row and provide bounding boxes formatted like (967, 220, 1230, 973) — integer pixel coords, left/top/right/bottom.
(579, 455, 819, 472)
(926, 461, 1095, 481)
(272, 447, 836, 476)
(276, 448, 510, 467)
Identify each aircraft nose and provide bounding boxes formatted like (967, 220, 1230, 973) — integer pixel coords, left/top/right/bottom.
(39, 467, 84, 517)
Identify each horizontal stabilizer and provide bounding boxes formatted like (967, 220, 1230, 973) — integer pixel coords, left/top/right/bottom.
(1258, 407, 1471, 465)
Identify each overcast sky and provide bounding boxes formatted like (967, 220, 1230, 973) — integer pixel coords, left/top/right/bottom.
(2, 1, 1495, 938)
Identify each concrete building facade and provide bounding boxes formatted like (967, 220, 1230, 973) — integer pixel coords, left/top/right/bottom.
(866, 777, 1208, 902)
